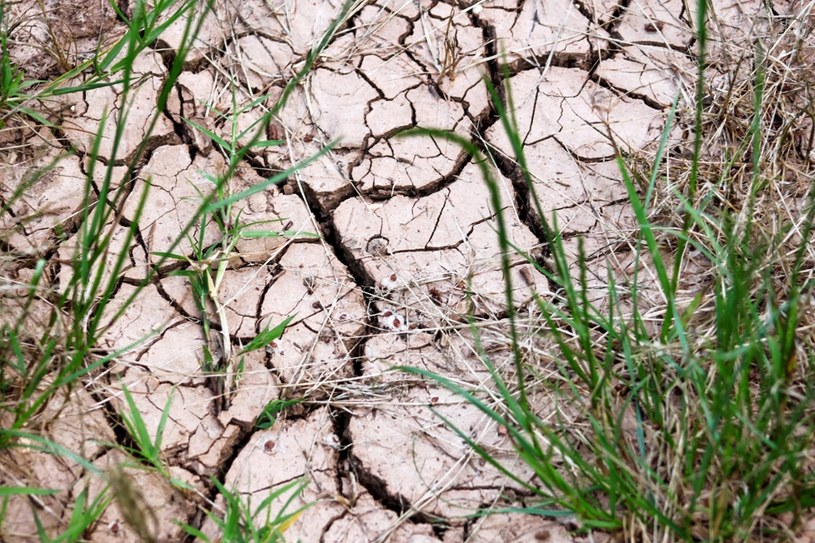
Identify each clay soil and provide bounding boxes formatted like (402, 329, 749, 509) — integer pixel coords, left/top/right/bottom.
(1, 0, 812, 542)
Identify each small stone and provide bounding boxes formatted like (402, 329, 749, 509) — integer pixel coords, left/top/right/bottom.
(263, 439, 275, 454)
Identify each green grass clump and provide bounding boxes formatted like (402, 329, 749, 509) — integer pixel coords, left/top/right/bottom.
(180, 477, 309, 543)
(401, 3, 815, 541)
(0, 0, 353, 539)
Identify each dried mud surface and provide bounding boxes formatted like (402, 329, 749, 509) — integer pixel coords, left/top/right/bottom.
(0, 0, 789, 541)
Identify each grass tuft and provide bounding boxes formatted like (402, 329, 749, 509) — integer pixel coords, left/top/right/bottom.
(400, 1, 815, 541)
(0, 0, 355, 539)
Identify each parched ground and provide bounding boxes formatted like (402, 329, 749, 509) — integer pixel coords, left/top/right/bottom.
(1, 0, 805, 542)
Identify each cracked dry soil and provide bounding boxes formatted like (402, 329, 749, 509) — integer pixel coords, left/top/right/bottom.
(0, 0, 790, 541)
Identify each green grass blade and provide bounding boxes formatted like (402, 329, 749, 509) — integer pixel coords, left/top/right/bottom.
(0, 487, 58, 497)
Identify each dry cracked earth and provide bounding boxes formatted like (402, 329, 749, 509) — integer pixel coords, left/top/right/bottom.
(0, 0, 796, 541)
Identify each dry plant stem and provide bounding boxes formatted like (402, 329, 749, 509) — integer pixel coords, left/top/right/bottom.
(666, 0, 707, 340)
